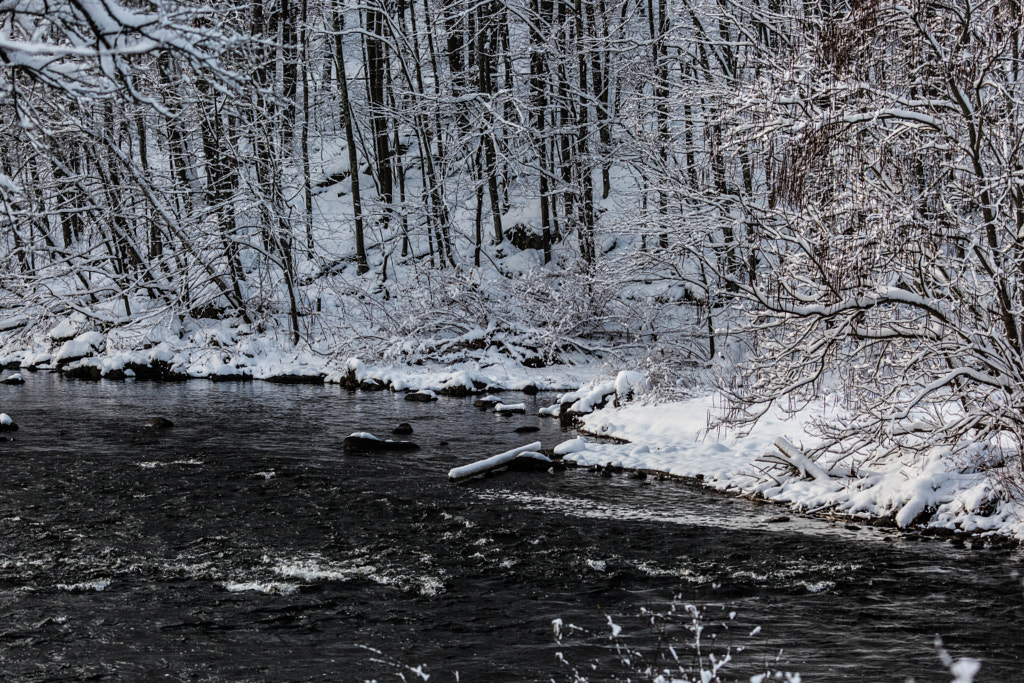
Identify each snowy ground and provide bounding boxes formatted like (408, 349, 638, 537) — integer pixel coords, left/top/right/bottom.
(553, 392, 1024, 543)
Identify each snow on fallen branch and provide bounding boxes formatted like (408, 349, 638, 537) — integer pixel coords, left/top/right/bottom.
(448, 442, 544, 482)
(757, 437, 834, 482)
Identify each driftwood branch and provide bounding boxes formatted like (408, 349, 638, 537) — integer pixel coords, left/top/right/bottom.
(756, 437, 834, 482)
(448, 442, 545, 482)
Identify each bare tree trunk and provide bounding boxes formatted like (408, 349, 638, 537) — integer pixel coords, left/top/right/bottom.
(476, 0, 504, 245)
(365, 0, 393, 224)
(334, 0, 370, 274)
(301, 0, 314, 253)
(530, 0, 553, 264)
(575, 0, 595, 264)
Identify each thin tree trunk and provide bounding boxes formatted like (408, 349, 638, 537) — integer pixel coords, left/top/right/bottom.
(531, 0, 553, 264)
(335, 0, 370, 274)
(301, 0, 314, 252)
(477, 0, 503, 245)
(365, 0, 393, 223)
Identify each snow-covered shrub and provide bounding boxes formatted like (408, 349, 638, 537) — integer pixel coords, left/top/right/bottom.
(319, 261, 623, 366)
(709, 0, 1024, 493)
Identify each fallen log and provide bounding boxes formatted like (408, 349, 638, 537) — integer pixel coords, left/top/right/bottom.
(758, 437, 833, 482)
(448, 442, 543, 482)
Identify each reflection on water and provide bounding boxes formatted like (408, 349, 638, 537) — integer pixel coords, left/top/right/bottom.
(0, 373, 1020, 681)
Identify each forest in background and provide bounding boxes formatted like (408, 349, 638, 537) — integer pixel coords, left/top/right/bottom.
(4, 0, 1024, 482)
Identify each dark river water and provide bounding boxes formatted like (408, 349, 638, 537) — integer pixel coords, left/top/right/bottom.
(0, 374, 1021, 682)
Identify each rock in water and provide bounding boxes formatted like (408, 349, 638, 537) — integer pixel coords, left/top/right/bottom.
(473, 396, 502, 410)
(404, 391, 437, 402)
(343, 433, 420, 454)
(0, 413, 17, 431)
(506, 453, 554, 472)
(1, 374, 24, 385)
(393, 423, 414, 435)
(514, 425, 540, 433)
(145, 417, 174, 429)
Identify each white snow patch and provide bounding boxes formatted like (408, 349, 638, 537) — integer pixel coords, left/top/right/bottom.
(54, 331, 105, 362)
(554, 437, 589, 455)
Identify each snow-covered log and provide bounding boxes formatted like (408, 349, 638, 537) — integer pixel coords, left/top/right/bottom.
(448, 442, 543, 482)
(758, 437, 833, 482)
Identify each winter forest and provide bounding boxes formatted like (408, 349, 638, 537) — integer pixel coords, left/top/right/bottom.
(4, 0, 1024, 501)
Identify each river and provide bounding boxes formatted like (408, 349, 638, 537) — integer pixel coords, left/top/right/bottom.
(0, 374, 1020, 681)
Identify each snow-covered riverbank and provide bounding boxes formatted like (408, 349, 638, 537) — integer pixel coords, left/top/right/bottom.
(556, 396, 1024, 544)
(2, 319, 1022, 544)
(0, 317, 603, 391)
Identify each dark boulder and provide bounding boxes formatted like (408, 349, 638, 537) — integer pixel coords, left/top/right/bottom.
(123, 361, 188, 382)
(339, 367, 360, 390)
(437, 382, 486, 397)
(343, 435, 420, 454)
(0, 417, 18, 432)
(359, 378, 387, 391)
(514, 425, 540, 433)
(392, 423, 414, 435)
(404, 391, 436, 402)
(145, 417, 174, 430)
(506, 454, 553, 473)
(0, 374, 24, 385)
(209, 372, 252, 382)
(473, 397, 501, 410)
(263, 374, 325, 385)
(508, 222, 546, 251)
(62, 364, 102, 381)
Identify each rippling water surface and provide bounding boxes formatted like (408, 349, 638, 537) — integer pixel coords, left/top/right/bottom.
(0, 374, 1021, 681)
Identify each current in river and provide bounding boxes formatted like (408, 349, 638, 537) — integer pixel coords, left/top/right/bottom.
(0, 374, 1021, 681)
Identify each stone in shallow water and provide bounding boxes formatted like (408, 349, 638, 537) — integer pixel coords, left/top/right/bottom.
(343, 434, 420, 454)
(263, 374, 325, 385)
(404, 391, 436, 402)
(393, 423, 414, 435)
(506, 454, 554, 473)
(473, 396, 501, 410)
(144, 417, 174, 430)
